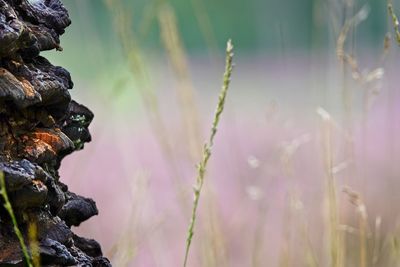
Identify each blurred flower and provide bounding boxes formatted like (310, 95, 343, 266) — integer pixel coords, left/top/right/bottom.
(246, 186, 263, 201)
(281, 133, 311, 157)
(331, 161, 351, 174)
(316, 107, 331, 121)
(247, 155, 260, 169)
(290, 195, 304, 211)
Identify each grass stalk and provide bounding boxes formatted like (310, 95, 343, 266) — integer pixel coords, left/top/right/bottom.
(183, 39, 234, 267)
(372, 217, 382, 266)
(28, 222, 40, 267)
(157, 2, 202, 159)
(343, 187, 369, 267)
(190, 0, 218, 54)
(388, 2, 400, 45)
(202, 196, 229, 267)
(0, 172, 33, 267)
(317, 107, 340, 267)
(251, 203, 267, 267)
(104, 0, 192, 215)
(157, 4, 229, 262)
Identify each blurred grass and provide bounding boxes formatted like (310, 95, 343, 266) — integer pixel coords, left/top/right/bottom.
(54, 0, 400, 266)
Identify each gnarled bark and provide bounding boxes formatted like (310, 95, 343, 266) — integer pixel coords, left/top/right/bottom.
(0, 1, 110, 266)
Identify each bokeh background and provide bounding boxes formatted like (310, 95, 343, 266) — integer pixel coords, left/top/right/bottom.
(43, 0, 400, 266)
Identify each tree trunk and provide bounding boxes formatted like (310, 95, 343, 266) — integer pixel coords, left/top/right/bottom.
(0, 0, 110, 266)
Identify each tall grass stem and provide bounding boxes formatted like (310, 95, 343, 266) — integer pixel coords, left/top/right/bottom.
(0, 172, 33, 267)
(183, 39, 234, 267)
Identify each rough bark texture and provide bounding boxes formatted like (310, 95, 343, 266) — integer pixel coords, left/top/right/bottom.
(0, 0, 111, 266)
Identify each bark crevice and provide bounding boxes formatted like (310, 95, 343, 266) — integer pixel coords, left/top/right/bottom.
(0, 1, 110, 266)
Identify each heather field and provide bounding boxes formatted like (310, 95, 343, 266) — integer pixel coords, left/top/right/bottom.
(43, 0, 400, 266)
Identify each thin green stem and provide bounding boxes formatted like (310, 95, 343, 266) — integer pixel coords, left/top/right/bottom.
(388, 3, 400, 45)
(183, 39, 234, 267)
(0, 171, 33, 267)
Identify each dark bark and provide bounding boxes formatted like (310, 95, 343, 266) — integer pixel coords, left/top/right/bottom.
(0, 1, 110, 266)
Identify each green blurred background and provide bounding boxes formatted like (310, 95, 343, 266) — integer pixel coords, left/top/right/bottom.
(44, 0, 392, 107)
(58, 0, 388, 56)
